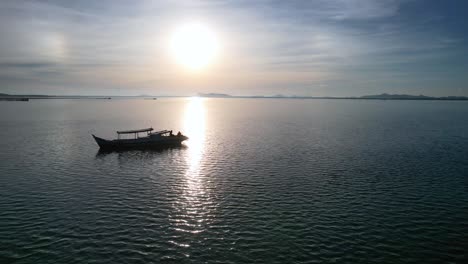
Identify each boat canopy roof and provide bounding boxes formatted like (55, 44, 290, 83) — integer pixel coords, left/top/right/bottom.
(117, 127, 153, 134)
(150, 130, 171, 135)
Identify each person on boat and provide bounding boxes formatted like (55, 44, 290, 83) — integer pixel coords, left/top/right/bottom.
(170, 130, 173, 136)
(177, 131, 181, 136)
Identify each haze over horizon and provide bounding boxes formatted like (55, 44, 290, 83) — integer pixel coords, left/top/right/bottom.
(1, 0, 467, 96)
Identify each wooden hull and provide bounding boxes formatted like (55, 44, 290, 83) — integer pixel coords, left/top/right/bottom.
(92, 134, 188, 150)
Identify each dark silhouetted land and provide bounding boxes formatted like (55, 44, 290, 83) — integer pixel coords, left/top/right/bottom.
(198, 93, 468, 100)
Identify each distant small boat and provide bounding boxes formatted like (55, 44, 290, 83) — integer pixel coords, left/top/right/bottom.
(92, 128, 188, 150)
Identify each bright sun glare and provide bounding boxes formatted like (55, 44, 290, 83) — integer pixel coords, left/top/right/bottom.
(170, 23, 219, 71)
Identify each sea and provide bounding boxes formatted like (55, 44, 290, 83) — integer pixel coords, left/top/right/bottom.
(0, 98, 467, 263)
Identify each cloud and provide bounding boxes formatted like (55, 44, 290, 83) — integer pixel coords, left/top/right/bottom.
(0, 0, 466, 96)
(324, 0, 401, 20)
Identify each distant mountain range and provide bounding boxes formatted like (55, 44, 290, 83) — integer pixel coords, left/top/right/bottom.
(1, 92, 467, 100)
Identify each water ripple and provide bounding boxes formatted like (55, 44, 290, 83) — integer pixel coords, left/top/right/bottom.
(1, 99, 467, 263)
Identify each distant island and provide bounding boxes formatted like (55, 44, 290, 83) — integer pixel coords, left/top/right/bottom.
(0, 93, 113, 101)
(197, 93, 232, 98)
(198, 93, 468, 100)
(1, 92, 467, 101)
(359, 93, 468, 100)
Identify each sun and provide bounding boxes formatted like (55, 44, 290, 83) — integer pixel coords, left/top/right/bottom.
(170, 23, 219, 71)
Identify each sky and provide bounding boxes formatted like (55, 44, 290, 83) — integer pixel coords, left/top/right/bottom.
(0, 0, 467, 96)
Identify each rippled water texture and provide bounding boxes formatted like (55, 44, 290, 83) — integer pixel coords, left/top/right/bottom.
(1, 98, 467, 263)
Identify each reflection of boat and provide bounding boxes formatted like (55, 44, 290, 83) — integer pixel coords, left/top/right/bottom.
(96, 144, 186, 157)
(92, 128, 188, 150)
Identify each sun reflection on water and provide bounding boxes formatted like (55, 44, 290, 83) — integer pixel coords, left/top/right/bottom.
(182, 97, 207, 214)
(183, 97, 206, 173)
(169, 97, 212, 248)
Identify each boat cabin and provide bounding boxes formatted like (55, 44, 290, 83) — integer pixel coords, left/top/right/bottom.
(116, 128, 175, 140)
(117, 127, 153, 139)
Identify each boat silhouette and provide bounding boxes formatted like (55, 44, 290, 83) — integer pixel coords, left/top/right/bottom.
(92, 127, 188, 150)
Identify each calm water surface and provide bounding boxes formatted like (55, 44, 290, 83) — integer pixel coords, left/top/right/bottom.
(0, 98, 467, 263)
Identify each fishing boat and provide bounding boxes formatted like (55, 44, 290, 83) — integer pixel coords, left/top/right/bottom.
(92, 128, 188, 150)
